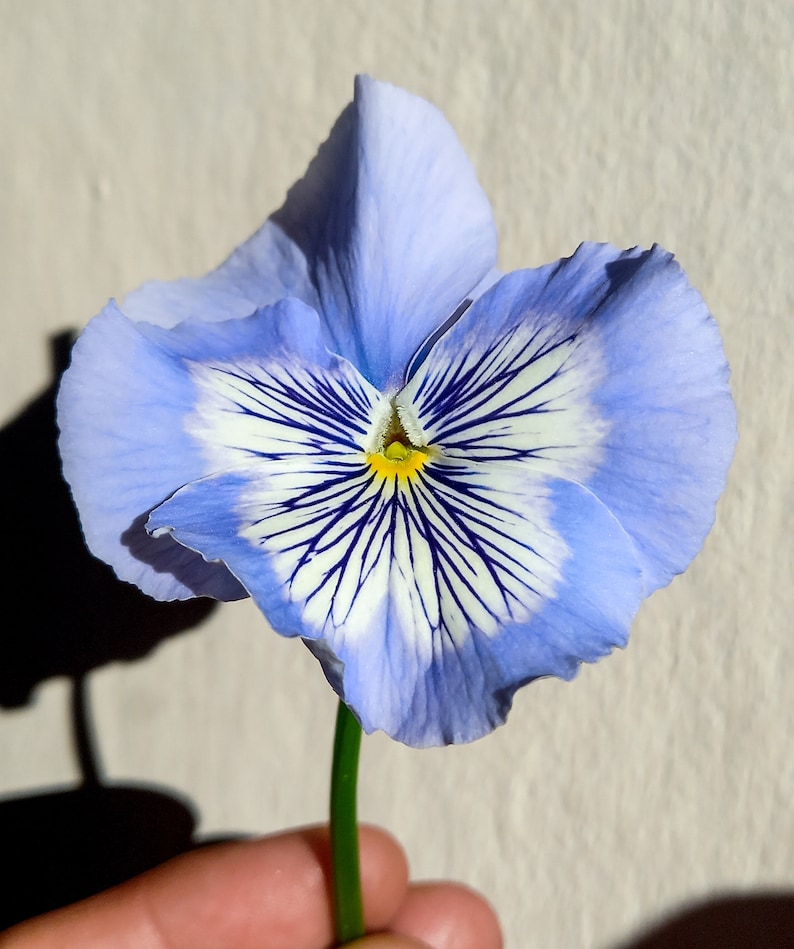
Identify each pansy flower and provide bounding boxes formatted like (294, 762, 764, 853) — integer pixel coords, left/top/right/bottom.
(58, 76, 736, 747)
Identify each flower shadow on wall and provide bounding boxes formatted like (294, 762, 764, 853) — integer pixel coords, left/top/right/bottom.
(0, 333, 217, 928)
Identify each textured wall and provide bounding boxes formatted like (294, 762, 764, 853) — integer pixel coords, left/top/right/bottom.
(1, 1, 792, 946)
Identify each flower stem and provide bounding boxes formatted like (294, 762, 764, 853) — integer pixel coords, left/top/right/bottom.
(330, 699, 364, 944)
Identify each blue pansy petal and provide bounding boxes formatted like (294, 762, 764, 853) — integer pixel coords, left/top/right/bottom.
(304, 75, 497, 388)
(57, 296, 347, 601)
(159, 303, 384, 476)
(57, 302, 245, 600)
(122, 223, 315, 328)
(575, 246, 736, 594)
(122, 76, 497, 391)
(404, 243, 736, 595)
(147, 459, 641, 746)
(387, 478, 643, 746)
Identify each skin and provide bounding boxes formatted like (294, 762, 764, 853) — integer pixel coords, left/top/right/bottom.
(0, 825, 502, 949)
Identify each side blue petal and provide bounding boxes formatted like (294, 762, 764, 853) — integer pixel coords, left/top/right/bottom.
(577, 245, 737, 594)
(57, 302, 245, 600)
(57, 297, 340, 601)
(123, 76, 497, 389)
(410, 243, 737, 595)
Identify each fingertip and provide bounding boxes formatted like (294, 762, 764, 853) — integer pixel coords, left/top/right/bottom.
(392, 882, 503, 949)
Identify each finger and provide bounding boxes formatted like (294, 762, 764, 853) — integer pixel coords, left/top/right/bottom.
(391, 882, 503, 949)
(0, 825, 409, 949)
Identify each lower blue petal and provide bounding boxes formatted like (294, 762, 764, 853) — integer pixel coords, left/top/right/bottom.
(148, 469, 642, 747)
(360, 479, 643, 746)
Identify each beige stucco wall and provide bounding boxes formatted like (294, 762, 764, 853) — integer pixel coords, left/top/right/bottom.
(1, 1, 791, 946)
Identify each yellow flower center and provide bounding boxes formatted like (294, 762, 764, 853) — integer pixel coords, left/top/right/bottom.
(367, 405, 432, 480)
(368, 440, 429, 479)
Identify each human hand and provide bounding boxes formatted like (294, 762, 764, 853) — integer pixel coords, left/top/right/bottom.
(0, 824, 501, 948)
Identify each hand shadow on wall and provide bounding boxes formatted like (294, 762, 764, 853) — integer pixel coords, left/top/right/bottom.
(0, 332, 217, 929)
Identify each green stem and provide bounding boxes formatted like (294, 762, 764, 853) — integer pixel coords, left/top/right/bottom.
(330, 699, 364, 944)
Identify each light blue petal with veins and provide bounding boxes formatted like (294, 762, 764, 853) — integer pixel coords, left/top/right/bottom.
(57, 298, 356, 601)
(148, 460, 642, 746)
(123, 76, 497, 389)
(410, 243, 737, 595)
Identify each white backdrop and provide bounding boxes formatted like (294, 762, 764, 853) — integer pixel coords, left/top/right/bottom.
(1, 2, 792, 946)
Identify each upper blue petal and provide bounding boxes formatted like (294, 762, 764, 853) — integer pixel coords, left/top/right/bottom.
(122, 221, 312, 329)
(123, 75, 498, 389)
